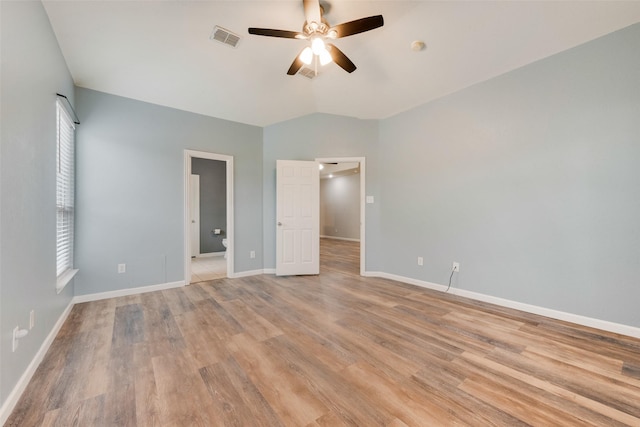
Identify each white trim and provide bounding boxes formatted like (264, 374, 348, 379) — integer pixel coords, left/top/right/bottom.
(195, 252, 225, 258)
(189, 174, 200, 258)
(229, 269, 270, 278)
(55, 268, 78, 294)
(73, 280, 184, 304)
(320, 235, 360, 242)
(316, 157, 366, 276)
(0, 299, 75, 425)
(366, 271, 640, 339)
(184, 150, 234, 284)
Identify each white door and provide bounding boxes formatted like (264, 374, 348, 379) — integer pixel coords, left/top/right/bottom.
(190, 174, 200, 257)
(276, 160, 319, 275)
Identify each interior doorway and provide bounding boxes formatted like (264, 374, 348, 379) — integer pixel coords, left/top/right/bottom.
(316, 157, 365, 275)
(184, 150, 234, 284)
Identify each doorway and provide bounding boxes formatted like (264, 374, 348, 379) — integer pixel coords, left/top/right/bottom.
(316, 157, 365, 275)
(184, 150, 234, 284)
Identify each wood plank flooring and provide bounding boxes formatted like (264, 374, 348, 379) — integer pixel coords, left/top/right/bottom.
(6, 238, 640, 426)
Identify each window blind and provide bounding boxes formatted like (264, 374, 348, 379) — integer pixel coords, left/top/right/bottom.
(57, 100, 76, 277)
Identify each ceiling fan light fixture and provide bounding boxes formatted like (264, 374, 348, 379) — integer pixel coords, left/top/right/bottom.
(247, 0, 384, 76)
(311, 37, 326, 55)
(319, 49, 332, 66)
(300, 47, 313, 65)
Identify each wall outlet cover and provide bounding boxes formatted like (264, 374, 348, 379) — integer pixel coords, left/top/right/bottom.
(12, 326, 19, 352)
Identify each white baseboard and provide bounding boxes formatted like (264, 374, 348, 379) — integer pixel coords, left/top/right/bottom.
(366, 271, 640, 339)
(320, 235, 360, 242)
(195, 252, 225, 258)
(0, 299, 75, 426)
(229, 269, 272, 278)
(73, 280, 185, 304)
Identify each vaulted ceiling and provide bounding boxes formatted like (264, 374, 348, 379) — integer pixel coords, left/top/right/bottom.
(42, 1, 640, 127)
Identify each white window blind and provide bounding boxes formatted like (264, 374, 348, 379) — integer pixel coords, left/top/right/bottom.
(57, 100, 76, 277)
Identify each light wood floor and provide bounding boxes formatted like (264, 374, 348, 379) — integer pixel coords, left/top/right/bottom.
(6, 239, 640, 426)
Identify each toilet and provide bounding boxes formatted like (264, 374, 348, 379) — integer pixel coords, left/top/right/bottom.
(222, 238, 228, 259)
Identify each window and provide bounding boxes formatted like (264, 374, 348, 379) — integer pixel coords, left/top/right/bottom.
(56, 100, 76, 283)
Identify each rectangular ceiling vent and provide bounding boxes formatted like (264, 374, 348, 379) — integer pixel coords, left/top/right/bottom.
(210, 26, 240, 48)
(299, 67, 317, 79)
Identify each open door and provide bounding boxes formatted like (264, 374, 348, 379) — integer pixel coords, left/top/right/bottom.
(276, 160, 319, 276)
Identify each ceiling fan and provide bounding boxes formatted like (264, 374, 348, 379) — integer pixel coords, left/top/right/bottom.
(248, 0, 383, 75)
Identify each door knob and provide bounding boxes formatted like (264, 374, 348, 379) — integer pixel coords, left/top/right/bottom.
(277, 222, 282, 226)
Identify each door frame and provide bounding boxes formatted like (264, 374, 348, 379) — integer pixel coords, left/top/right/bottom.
(184, 149, 234, 284)
(190, 174, 200, 257)
(316, 156, 366, 276)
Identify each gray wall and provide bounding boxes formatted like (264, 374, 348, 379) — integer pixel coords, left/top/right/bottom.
(378, 23, 640, 327)
(2, 10, 639, 415)
(0, 0, 75, 408)
(74, 88, 263, 295)
(263, 113, 380, 270)
(320, 174, 360, 240)
(192, 158, 227, 254)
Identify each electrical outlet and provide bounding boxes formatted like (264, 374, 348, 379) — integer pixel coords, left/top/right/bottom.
(250, 251, 256, 259)
(12, 326, 19, 352)
(12, 327, 28, 352)
(118, 263, 126, 273)
(452, 262, 460, 272)
(30, 310, 35, 330)
(417, 257, 424, 266)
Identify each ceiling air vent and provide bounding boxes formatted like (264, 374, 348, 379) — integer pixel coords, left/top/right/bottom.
(299, 67, 316, 79)
(210, 26, 240, 48)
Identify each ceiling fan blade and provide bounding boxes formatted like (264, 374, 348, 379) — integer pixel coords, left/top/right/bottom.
(327, 44, 356, 73)
(248, 28, 303, 39)
(287, 51, 305, 75)
(303, 0, 322, 25)
(330, 15, 384, 38)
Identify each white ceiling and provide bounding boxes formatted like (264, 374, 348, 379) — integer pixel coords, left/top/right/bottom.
(42, 1, 640, 127)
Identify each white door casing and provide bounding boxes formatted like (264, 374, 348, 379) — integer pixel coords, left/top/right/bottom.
(184, 150, 234, 284)
(190, 174, 200, 257)
(276, 160, 320, 276)
(316, 156, 366, 276)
